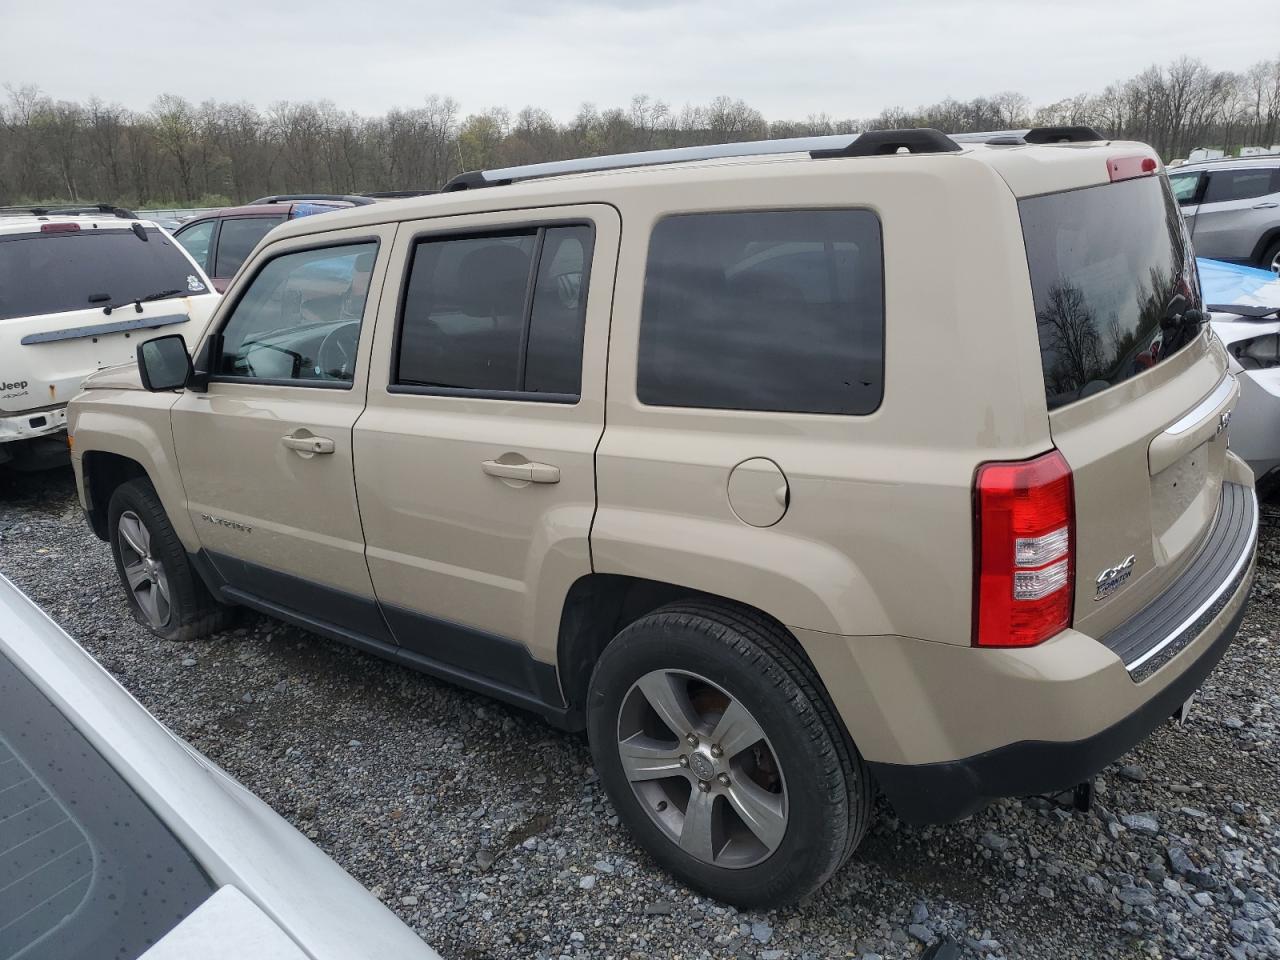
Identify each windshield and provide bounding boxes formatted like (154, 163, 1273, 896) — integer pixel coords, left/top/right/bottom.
(0, 227, 207, 322)
(0, 649, 214, 959)
(1020, 175, 1201, 410)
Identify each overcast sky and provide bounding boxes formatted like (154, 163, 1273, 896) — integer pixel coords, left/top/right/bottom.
(3, 0, 1275, 120)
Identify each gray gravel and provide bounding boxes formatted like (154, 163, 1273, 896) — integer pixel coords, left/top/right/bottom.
(2, 467, 1279, 960)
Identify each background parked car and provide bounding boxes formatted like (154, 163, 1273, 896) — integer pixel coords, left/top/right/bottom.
(1200, 257, 1280, 488)
(0, 204, 219, 471)
(173, 195, 373, 292)
(1169, 156, 1280, 274)
(0, 571, 439, 960)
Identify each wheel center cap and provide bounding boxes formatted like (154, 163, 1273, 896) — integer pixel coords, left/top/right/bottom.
(689, 751, 716, 781)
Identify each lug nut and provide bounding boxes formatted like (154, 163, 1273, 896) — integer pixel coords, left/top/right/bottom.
(696, 780, 710, 792)
(710, 744, 723, 759)
(678, 755, 689, 768)
(717, 773, 730, 786)
(685, 733, 698, 747)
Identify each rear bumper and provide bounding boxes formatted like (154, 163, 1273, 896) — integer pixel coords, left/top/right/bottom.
(0, 405, 67, 444)
(799, 484, 1258, 825)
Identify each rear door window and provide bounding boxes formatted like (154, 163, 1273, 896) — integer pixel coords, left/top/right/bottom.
(1020, 175, 1198, 409)
(394, 224, 594, 399)
(0, 228, 207, 322)
(637, 209, 884, 415)
(214, 217, 285, 277)
(174, 219, 215, 272)
(1202, 168, 1276, 204)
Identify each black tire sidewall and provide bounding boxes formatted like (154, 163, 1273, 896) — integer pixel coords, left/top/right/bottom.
(106, 479, 202, 641)
(587, 613, 848, 907)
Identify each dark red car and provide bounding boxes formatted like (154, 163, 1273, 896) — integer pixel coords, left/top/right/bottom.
(172, 195, 372, 292)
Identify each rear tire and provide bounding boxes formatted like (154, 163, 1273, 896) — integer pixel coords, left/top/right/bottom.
(107, 478, 232, 641)
(586, 599, 872, 907)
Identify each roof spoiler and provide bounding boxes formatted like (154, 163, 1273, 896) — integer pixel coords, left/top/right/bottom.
(442, 127, 962, 192)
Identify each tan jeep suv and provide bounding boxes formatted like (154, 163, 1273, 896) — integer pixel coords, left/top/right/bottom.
(68, 126, 1259, 907)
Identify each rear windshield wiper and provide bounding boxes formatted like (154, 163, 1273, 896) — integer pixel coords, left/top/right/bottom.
(103, 289, 183, 315)
(1206, 303, 1280, 320)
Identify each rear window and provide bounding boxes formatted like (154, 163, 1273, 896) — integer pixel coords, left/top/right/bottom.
(637, 209, 884, 415)
(214, 217, 285, 277)
(0, 227, 206, 322)
(0, 649, 213, 959)
(1020, 176, 1200, 410)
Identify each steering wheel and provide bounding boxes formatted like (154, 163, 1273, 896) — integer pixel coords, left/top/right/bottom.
(316, 322, 360, 380)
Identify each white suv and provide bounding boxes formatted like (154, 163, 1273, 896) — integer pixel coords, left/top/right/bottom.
(0, 205, 219, 470)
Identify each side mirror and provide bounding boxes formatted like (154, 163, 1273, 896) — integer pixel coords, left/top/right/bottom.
(137, 335, 192, 392)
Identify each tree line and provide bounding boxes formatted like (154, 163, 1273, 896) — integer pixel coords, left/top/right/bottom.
(2, 53, 1278, 208)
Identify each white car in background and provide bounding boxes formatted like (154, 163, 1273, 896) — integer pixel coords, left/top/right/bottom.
(1200, 257, 1280, 488)
(0, 205, 220, 471)
(0, 572, 439, 960)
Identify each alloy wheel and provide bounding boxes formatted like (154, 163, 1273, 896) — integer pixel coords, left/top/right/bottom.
(616, 669, 788, 869)
(117, 510, 172, 628)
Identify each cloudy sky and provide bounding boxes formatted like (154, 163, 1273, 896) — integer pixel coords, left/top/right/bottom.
(3, 0, 1274, 120)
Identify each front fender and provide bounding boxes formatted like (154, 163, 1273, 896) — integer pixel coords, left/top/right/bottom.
(69, 391, 197, 551)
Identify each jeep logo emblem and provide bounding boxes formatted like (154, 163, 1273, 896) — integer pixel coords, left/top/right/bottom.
(1094, 554, 1137, 601)
(1, 380, 29, 392)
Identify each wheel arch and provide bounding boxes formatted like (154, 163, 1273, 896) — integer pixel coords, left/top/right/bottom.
(1250, 225, 1280, 267)
(82, 451, 150, 540)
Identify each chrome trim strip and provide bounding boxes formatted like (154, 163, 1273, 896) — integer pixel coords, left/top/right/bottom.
(20, 313, 187, 346)
(1125, 487, 1258, 674)
(1164, 376, 1235, 436)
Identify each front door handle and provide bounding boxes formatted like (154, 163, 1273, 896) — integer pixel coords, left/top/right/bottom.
(282, 434, 335, 455)
(481, 459, 560, 484)
(1253, 201, 1279, 209)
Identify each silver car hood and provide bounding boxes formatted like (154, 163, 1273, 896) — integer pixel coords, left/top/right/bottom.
(0, 573, 438, 960)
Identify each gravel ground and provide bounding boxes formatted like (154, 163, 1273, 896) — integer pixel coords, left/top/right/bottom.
(2, 467, 1279, 960)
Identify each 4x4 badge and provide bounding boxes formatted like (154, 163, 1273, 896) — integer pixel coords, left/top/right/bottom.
(1094, 554, 1136, 601)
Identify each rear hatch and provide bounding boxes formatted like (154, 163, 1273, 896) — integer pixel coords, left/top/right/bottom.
(1020, 170, 1239, 640)
(0, 224, 215, 415)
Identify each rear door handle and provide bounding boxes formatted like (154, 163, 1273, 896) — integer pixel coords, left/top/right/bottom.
(282, 435, 335, 455)
(482, 459, 560, 483)
(1253, 201, 1279, 209)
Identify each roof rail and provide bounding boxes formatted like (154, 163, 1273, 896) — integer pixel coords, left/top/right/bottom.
(951, 126, 1106, 146)
(0, 203, 138, 219)
(248, 194, 376, 206)
(442, 128, 962, 192)
(360, 189, 438, 199)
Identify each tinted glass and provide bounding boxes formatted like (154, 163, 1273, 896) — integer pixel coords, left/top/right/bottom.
(0, 228, 207, 322)
(174, 219, 214, 271)
(396, 225, 592, 397)
(1021, 176, 1199, 409)
(214, 216, 285, 277)
(1168, 172, 1201, 204)
(0, 650, 214, 960)
(217, 242, 376, 384)
(637, 210, 884, 415)
(1202, 168, 1275, 204)
(525, 225, 593, 394)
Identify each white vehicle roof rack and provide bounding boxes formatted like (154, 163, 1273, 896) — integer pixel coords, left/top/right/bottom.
(0, 203, 138, 219)
(442, 128, 963, 192)
(950, 126, 1106, 145)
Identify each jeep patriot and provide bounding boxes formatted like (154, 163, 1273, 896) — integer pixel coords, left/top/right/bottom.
(68, 126, 1258, 906)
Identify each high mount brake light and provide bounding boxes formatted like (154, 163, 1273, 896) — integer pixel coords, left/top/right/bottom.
(973, 450, 1075, 648)
(1108, 155, 1158, 182)
(40, 222, 80, 233)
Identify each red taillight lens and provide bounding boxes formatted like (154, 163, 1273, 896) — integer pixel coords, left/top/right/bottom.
(973, 450, 1075, 648)
(40, 222, 80, 233)
(1107, 155, 1158, 182)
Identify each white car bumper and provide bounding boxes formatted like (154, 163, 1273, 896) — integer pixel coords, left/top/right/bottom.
(0, 405, 67, 444)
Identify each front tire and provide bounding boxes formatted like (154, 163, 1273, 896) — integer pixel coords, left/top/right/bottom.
(1263, 238, 1280, 277)
(107, 478, 232, 641)
(586, 600, 872, 907)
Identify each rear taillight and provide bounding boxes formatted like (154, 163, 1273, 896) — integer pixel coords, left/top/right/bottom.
(40, 222, 80, 233)
(1107, 155, 1158, 182)
(973, 450, 1075, 648)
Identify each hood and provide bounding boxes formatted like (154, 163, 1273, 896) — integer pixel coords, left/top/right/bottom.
(81, 360, 144, 391)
